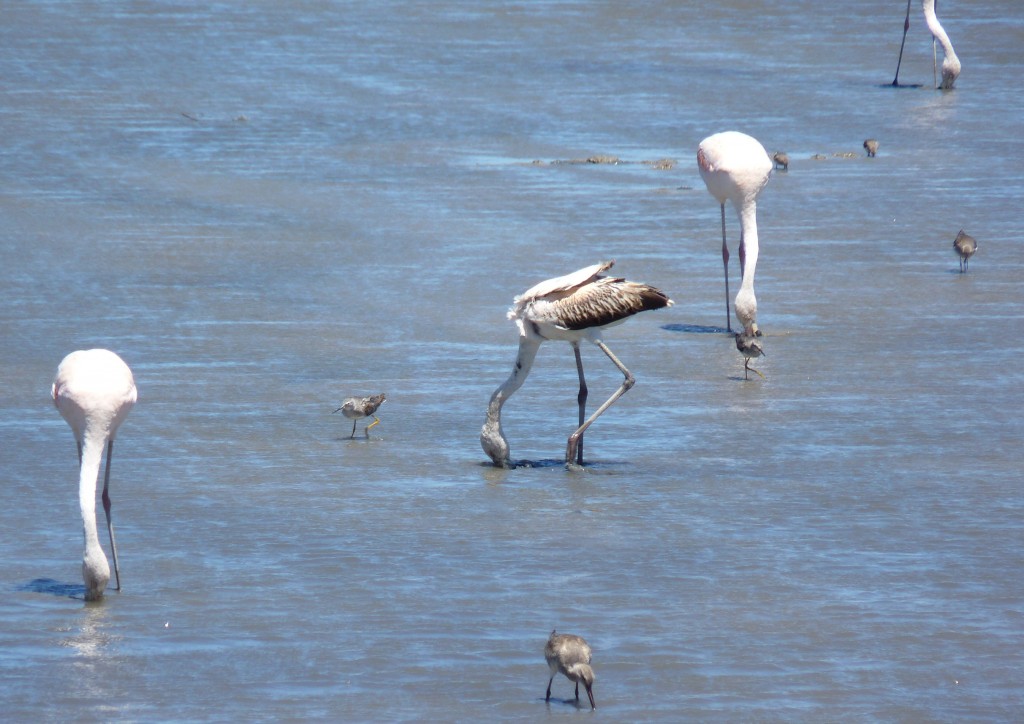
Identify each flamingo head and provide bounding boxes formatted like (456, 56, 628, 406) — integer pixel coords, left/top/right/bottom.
(940, 55, 960, 90)
(82, 546, 110, 601)
(734, 288, 758, 336)
(480, 418, 511, 468)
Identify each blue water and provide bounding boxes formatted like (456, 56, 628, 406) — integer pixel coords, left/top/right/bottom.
(2, 1, 1023, 720)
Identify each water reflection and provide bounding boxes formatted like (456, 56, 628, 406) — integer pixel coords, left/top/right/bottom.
(60, 602, 116, 659)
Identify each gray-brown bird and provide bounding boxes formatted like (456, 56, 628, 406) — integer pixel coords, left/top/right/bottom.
(544, 630, 596, 710)
(953, 229, 977, 273)
(333, 393, 386, 438)
(863, 139, 879, 157)
(735, 332, 766, 380)
(772, 151, 789, 171)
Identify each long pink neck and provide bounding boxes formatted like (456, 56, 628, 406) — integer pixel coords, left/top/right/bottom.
(78, 435, 105, 560)
(923, 0, 960, 86)
(738, 200, 759, 290)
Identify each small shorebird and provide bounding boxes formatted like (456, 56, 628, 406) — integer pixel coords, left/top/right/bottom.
(544, 630, 596, 710)
(333, 393, 386, 438)
(863, 139, 879, 157)
(735, 332, 766, 380)
(772, 151, 789, 171)
(480, 260, 672, 468)
(953, 229, 977, 273)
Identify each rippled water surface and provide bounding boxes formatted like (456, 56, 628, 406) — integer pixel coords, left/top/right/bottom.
(2, 1, 1023, 720)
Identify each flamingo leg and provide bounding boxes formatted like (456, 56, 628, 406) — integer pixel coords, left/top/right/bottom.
(893, 0, 913, 86)
(573, 342, 587, 466)
(565, 341, 635, 465)
(720, 203, 732, 333)
(102, 440, 121, 592)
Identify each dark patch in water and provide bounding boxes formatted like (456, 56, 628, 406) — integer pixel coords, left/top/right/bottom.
(20, 578, 85, 599)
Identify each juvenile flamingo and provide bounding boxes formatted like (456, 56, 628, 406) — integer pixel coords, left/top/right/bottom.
(52, 349, 137, 601)
(480, 261, 671, 468)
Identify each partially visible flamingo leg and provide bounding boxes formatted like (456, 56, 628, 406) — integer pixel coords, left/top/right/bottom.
(566, 341, 635, 466)
(102, 440, 121, 592)
(573, 342, 587, 466)
(720, 203, 732, 333)
(892, 0, 913, 86)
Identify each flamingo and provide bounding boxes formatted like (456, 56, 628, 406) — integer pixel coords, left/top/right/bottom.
(544, 630, 596, 709)
(52, 349, 137, 601)
(697, 131, 773, 336)
(893, 0, 961, 89)
(333, 393, 386, 438)
(953, 229, 977, 272)
(924, 0, 961, 89)
(480, 260, 672, 468)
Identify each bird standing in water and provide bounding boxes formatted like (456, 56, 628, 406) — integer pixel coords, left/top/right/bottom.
(480, 260, 672, 468)
(953, 229, 977, 273)
(544, 630, 596, 710)
(334, 393, 386, 438)
(735, 332, 766, 380)
(923, 0, 961, 89)
(892, 0, 961, 89)
(697, 131, 773, 335)
(863, 139, 879, 157)
(52, 349, 137, 601)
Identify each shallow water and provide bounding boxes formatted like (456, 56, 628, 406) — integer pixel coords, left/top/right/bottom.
(2, 1, 1023, 720)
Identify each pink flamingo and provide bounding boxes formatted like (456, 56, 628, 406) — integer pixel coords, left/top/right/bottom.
(697, 131, 773, 336)
(52, 349, 137, 601)
(893, 0, 961, 89)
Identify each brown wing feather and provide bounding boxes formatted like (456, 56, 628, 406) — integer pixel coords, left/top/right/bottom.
(556, 277, 672, 330)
